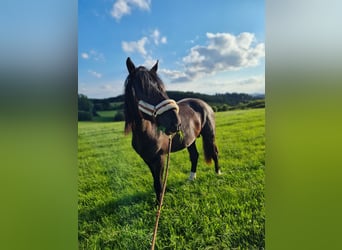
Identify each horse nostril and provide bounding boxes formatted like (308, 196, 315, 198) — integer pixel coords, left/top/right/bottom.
(177, 123, 181, 131)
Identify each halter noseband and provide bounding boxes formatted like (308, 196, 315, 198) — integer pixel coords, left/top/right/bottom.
(138, 99, 179, 118)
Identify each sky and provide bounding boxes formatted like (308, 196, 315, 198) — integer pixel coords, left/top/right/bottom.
(78, 0, 265, 98)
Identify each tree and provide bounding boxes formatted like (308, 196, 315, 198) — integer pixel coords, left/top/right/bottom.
(78, 94, 93, 121)
(114, 111, 125, 121)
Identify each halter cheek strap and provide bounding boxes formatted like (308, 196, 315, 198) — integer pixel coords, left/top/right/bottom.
(138, 99, 179, 118)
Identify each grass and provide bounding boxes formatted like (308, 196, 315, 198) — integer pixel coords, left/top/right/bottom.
(78, 109, 265, 249)
(92, 111, 116, 122)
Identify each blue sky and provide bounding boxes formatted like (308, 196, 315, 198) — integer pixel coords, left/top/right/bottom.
(79, 0, 264, 98)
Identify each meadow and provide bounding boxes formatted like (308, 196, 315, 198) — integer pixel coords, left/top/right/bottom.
(78, 109, 265, 249)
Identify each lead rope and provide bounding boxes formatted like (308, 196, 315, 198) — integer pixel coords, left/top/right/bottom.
(151, 135, 173, 250)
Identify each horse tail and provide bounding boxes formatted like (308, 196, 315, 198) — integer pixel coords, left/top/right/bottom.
(201, 109, 218, 164)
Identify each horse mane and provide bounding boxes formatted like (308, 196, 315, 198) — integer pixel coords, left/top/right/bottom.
(124, 79, 134, 134)
(124, 66, 167, 134)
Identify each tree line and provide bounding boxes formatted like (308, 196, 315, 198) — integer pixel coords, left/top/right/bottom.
(78, 92, 265, 121)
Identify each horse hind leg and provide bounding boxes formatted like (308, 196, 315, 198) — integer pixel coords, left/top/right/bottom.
(201, 124, 221, 175)
(187, 142, 199, 181)
(212, 144, 221, 175)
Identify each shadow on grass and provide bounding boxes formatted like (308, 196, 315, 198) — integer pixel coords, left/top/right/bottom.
(79, 178, 193, 226)
(79, 191, 154, 225)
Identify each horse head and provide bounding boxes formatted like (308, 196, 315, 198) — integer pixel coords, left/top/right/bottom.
(124, 57, 181, 135)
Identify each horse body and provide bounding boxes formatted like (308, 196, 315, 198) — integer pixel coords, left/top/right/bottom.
(124, 58, 220, 203)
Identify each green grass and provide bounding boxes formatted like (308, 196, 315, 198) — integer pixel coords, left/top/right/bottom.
(78, 109, 265, 249)
(96, 110, 116, 118)
(92, 111, 116, 122)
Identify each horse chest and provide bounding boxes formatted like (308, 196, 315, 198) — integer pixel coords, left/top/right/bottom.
(131, 133, 162, 160)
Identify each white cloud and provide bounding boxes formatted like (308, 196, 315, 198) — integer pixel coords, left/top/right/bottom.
(81, 53, 89, 59)
(141, 55, 158, 68)
(81, 50, 105, 61)
(237, 75, 264, 93)
(79, 80, 124, 98)
(111, 0, 151, 21)
(121, 29, 166, 59)
(151, 29, 160, 45)
(161, 36, 167, 44)
(159, 68, 191, 82)
(122, 37, 148, 56)
(89, 50, 105, 61)
(88, 70, 102, 78)
(169, 32, 265, 83)
(111, 0, 130, 20)
(130, 0, 151, 10)
(150, 29, 167, 45)
(100, 84, 117, 91)
(166, 75, 265, 95)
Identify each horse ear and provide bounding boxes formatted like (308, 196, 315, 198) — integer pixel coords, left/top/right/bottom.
(150, 60, 159, 73)
(126, 57, 136, 74)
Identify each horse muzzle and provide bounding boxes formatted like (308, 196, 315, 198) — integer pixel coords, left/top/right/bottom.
(165, 122, 181, 135)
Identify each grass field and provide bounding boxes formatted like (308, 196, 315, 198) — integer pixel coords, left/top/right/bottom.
(78, 109, 265, 249)
(93, 111, 117, 122)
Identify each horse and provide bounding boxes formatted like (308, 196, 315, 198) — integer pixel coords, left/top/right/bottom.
(123, 57, 221, 203)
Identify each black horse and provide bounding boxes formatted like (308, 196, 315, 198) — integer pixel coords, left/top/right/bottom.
(124, 57, 221, 203)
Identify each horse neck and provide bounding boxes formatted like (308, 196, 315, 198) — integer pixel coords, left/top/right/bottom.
(132, 118, 157, 137)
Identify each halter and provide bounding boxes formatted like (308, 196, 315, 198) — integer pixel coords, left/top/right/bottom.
(138, 99, 179, 118)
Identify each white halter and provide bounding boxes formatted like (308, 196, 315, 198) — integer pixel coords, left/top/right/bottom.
(138, 99, 179, 118)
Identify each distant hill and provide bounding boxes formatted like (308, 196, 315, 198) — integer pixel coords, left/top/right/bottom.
(90, 91, 264, 107)
(167, 91, 262, 106)
(84, 91, 265, 121)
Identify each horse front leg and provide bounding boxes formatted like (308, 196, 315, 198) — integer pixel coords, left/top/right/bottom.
(147, 154, 165, 204)
(187, 142, 199, 181)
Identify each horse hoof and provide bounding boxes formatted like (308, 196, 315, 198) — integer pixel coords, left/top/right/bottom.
(216, 170, 222, 175)
(189, 172, 196, 181)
